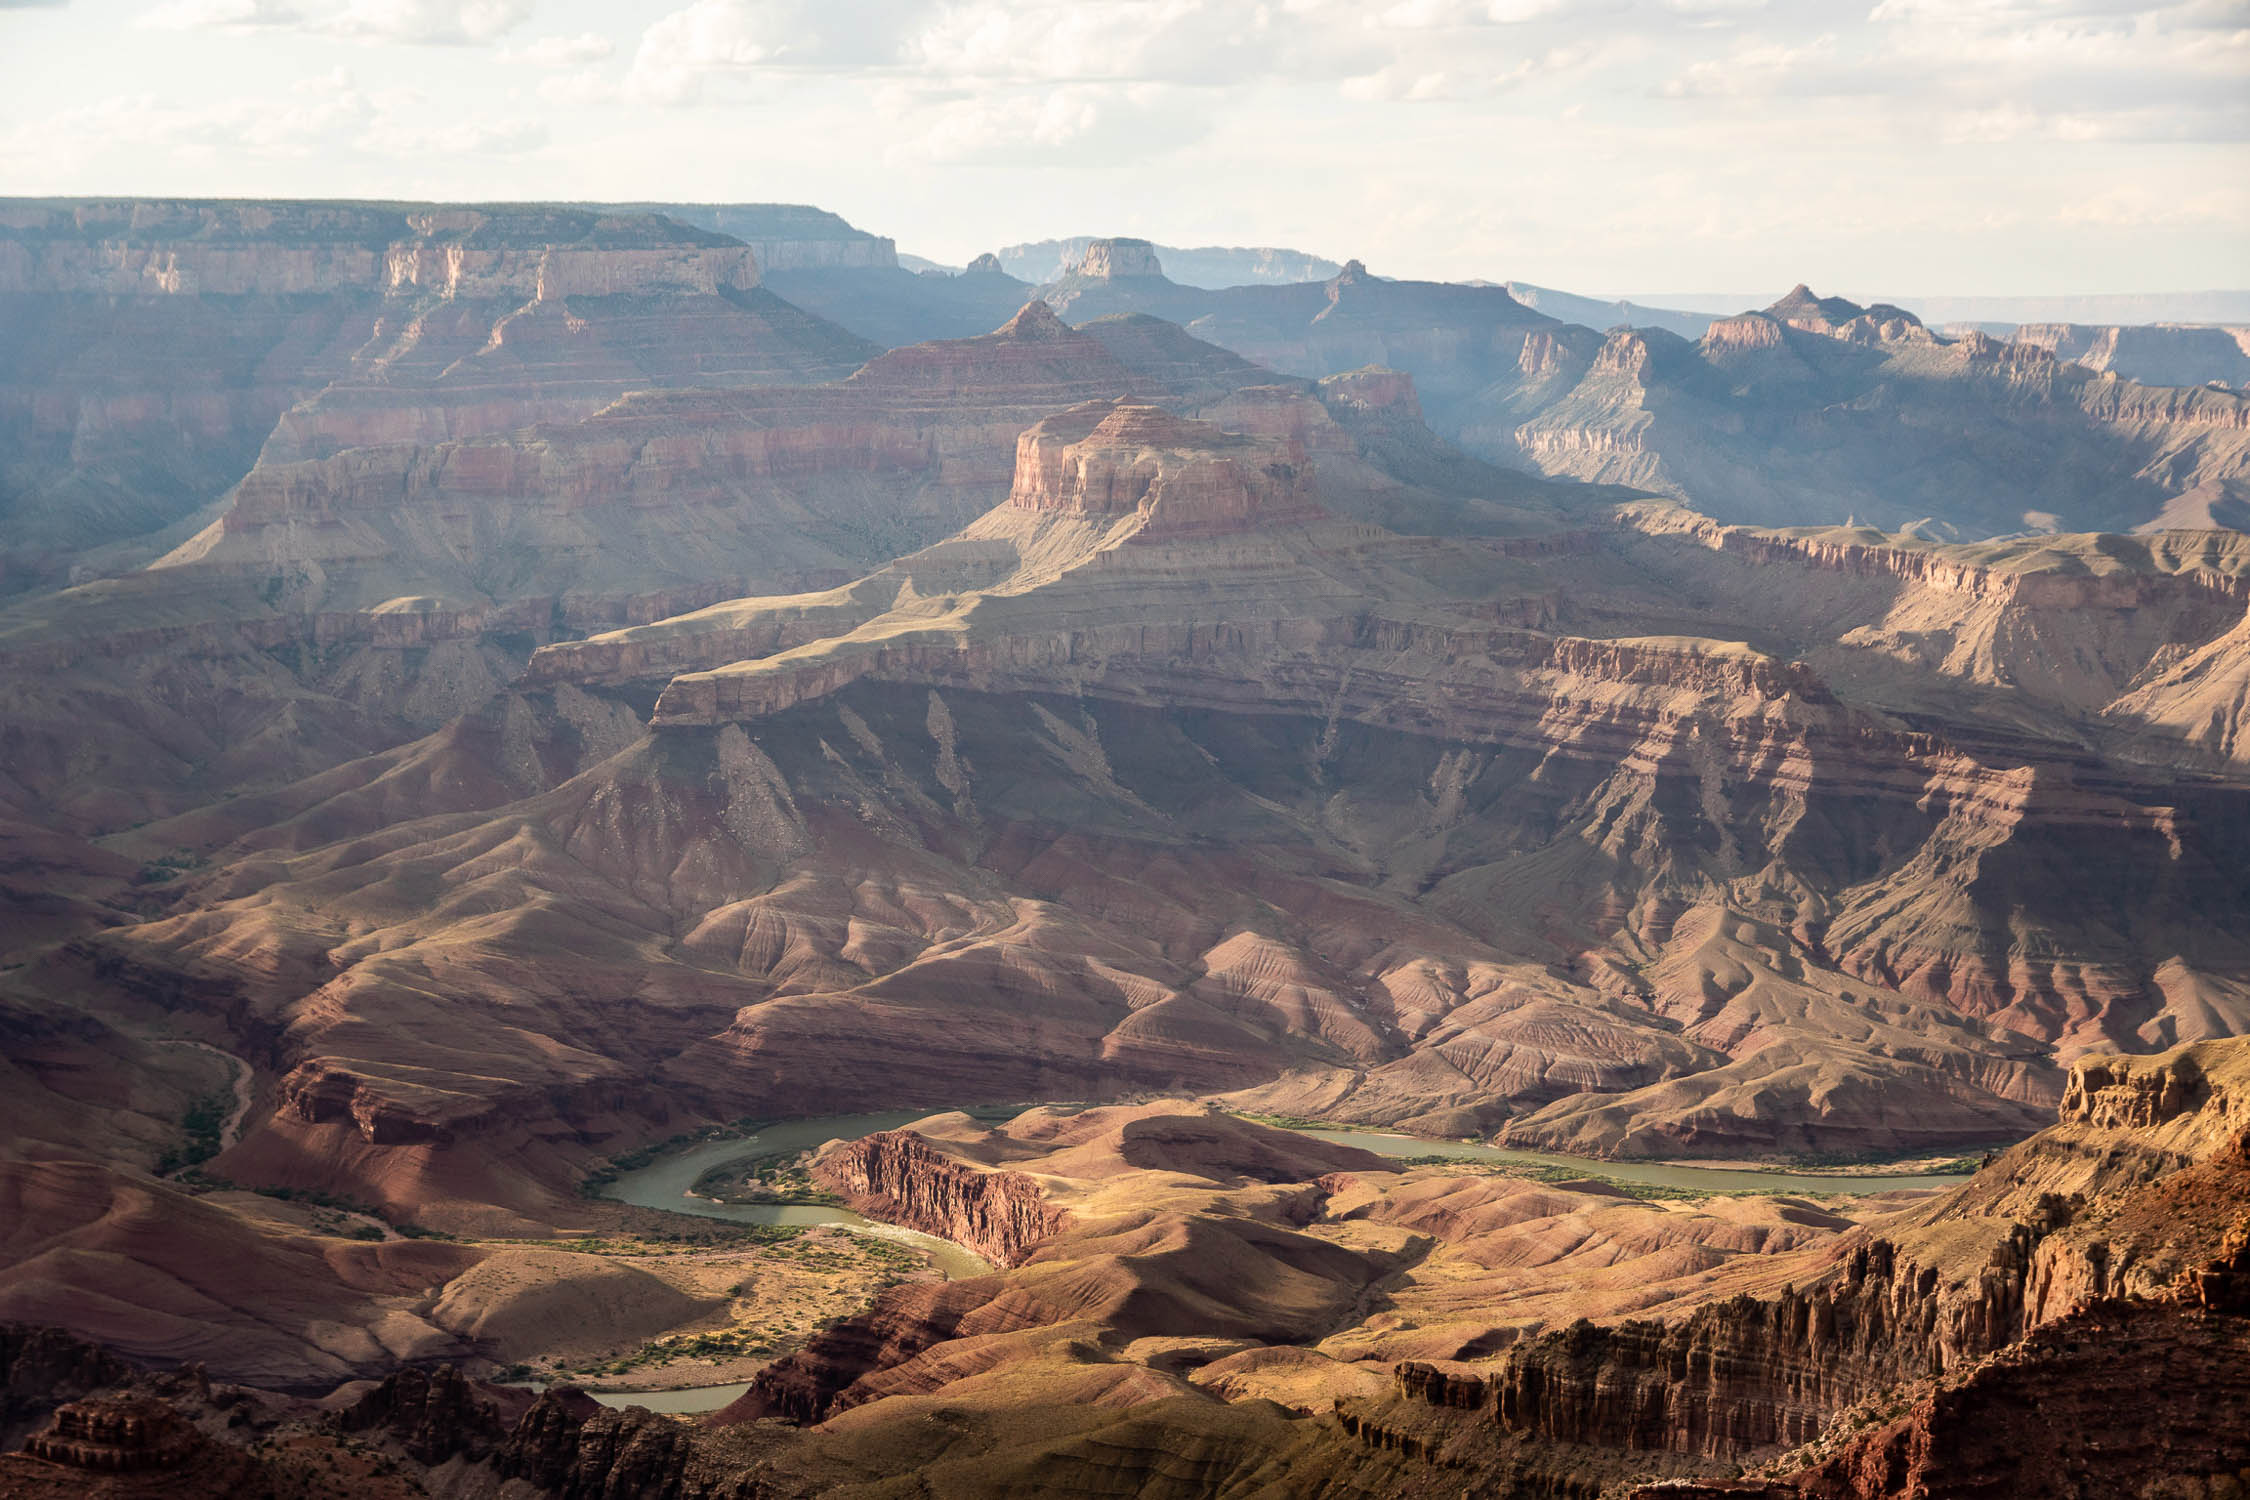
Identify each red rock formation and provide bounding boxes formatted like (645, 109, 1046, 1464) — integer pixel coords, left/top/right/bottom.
(1375, 1041, 2250, 1488)
(335, 1363, 522, 1464)
(812, 1129, 1067, 1267)
(2059, 1048, 2212, 1129)
(0, 1323, 135, 1441)
(24, 1397, 202, 1472)
(1389, 1237, 1984, 1460)
(1628, 1291, 2250, 1500)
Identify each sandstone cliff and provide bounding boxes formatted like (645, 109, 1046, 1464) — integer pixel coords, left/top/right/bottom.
(0, 201, 759, 298)
(1364, 1040, 2250, 1487)
(812, 1129, 1066, 1267)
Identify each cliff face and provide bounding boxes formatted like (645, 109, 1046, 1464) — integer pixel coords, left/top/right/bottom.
(1392, 1238, 1998, 1461)
(0, 201, 758, 298)
(812, 1130, 1066, 1267)
(1074, 238, 1166, 280)
(1372, 1040, 2250, 1486)
(0, 1324, 133, 1445)
(1005, 399, 1323, 536)
(604, 201, 900, 272)
(116, 304, 1231, 626)
(0, 200, 867, 601)
(1498, 291, 2250, 536)
(2000, 320, 2250, 392)
(1626, 1227, 2250, 1500)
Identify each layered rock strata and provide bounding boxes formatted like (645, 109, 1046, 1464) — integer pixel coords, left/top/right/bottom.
(0, 1054, 2242, 1497)
(1364, 1040, 2250, 1482)
(812, 1130, 1067, 1267)
(0, 201, 759, 299)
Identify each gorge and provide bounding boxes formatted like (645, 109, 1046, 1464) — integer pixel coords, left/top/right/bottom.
(0, 195, 2245, 1499)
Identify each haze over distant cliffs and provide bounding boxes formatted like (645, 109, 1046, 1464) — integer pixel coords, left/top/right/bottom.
(988, 237, 1344, 289)
(1, 196, 2247, 1500)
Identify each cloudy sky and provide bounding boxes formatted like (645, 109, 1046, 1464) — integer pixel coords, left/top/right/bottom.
(2, 0, 2245, 295)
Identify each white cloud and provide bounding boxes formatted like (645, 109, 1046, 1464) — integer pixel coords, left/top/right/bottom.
(1659, 34, 1841, 97)
(879, 80, 1211, 164)
(504, 30, 612, 66)
(137, 0, 533, 43)
(139, 0, 302, 28)
(2, 69, 547, 167)
(1341, 65, 1461, 99)
(329, 0, 533, 44)
(624, 0, 913, 102)
(10, 0, 2247, 293)
(535, 67, 617, 106)
(621, 0, 1382, 102)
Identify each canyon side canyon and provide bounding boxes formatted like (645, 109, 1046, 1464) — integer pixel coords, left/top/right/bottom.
(0, 199, 2245, 1498)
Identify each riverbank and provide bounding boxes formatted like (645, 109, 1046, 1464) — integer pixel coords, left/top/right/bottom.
(594, 1111, 1003, 1280)
(1271, 1121, 1977, 1196)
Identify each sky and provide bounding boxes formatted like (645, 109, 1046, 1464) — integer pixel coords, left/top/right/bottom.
(1, 0, 2245, 295)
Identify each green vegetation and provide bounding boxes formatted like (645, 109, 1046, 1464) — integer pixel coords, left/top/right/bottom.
(690, 1150, 843, 1206)
(577, 1118, 773, 1198)
(248, 1182, 451, 1234)
(570, 1233, 925, 1378)
(764, 1235, 919, 1274)
(154, 1091, 233, 1176)
(1398, 1156, 1718, 1202)
(577, 1321, 801, 1378)
(514, 1224, 806, 1258)
(1232, 1110, 1346, 1132)
(132, 850, 206, 886)
(250, 1183, 384, 1214)
(1918, 1157, 1989, 1177)
(1768, 1144, 2004, 1175)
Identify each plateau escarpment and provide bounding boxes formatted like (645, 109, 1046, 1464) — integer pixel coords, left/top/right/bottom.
(835, 256, 2250, 535)
(0, 200, 875, 597)
(1495, 294, 2250, 535)
(1986, 319, 2250, 394)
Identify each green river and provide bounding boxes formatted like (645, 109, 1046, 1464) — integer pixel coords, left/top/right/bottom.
(588, 1105, 1974, 1412)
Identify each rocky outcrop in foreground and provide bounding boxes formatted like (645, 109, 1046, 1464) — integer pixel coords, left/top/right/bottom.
(1627, 1243, 2250, 1499)
(1357, 1042, 2250, 1495)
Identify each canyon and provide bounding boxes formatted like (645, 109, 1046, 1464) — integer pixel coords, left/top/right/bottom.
(1, 1040, 2244, 1496)
(1, 197, 2246, 1496)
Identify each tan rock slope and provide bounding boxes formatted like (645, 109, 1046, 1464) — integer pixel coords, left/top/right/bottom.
(4, 1041, 2240, 1496)
(30, 368, 2248, 1251)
